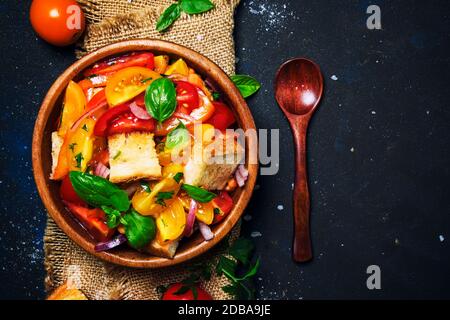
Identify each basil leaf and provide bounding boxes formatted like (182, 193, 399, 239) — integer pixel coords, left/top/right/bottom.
(155, 191, 174, 206)
(156, 3, 181, 32)
(165, 122, 190, 150)
(145, 77, 177, 123)
(101, 206, 122, 228)
(69, 171, 130, 212)
(230, 74, 261, 98)
(229, 238, 254, 265)
(181, 184, 216, 203)
(180, 0, 214, 14)
(121, 209, 156, 249)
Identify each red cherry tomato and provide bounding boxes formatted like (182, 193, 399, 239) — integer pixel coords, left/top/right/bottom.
(206, 102, 236, 131)
(60, 175, 85, 206)
(30, 0, 85, 47)
(134, 93, 146, 107)
(175, 81, 200, 112)
(64, 202, 114, 242)
(87, 89, 108, 111)
(162, 283, 213, 300)
(212, 191, 234, 224)
(83, 52, 155, 77)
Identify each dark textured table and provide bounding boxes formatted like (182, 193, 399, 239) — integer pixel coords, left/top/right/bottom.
(1, 0, 449, 300)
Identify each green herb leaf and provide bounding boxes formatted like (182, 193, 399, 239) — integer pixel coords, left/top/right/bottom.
(145, 77, 177, 123)
(141, 77, 155, 84)
(74, 153, 84, 169)
(230, 74, 261, 98)
(156, 285, 168, 294)
(165, 121, 190, 150)
(180, 0, 214, 14)
(173, 172, 184, 184)
(214, 207, 221, 215)
(173, 285, 191, 296)
(101, 206, 122, 228)
(181, 184, 216, 203)
(69, 171, 130, 211)
(155, 191, 174, 206)
(112, 151, 121, 160)
(212, 92, 220, 101)
(81, 124, 89, 132)
(121, 209, 156, 249)
(229, 238, 254, 265)
(141, 182, 152, 193)
(69, 143, 77, 152)
(156, 3, 181, 32)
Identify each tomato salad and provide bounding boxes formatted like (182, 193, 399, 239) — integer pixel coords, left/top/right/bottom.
(50, 52, 248, 257)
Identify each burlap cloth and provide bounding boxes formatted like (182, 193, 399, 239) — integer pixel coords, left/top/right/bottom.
(44, 0, 242, 300)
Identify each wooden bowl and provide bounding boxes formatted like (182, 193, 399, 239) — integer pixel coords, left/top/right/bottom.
(32, 39, 258, 268)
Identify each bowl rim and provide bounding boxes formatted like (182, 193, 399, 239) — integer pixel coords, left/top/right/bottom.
(32, 39, 258, 268)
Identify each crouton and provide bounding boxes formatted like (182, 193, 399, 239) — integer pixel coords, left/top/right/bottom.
(144, 239, 179, 259)
(184, 133, 244, 190)
(50, 131, 64, 179)
(108, 132, 162, 183)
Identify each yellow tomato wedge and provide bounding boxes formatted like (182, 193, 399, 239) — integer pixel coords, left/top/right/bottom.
(66, 117, 96, 172)
(132, 177, 181, 217)
(105, 67, 160, 107)
(187, 73, 212, 100)
(189, 123, 215, 145)
(58, 81, 86, 137)
(154, 55, 169, 74)
(162, 163, 184, 177)
(195, 201, 215, 225)
(156, 197, 186, 242)
(164, 58, 189, 76)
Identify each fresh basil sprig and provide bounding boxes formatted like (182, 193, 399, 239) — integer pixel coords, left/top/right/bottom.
(156, 0, 215, 32)
(217, 238, 260, 300)
(181, 184, 216, 203)
(120, 209, 156, 249)
(145, 78, 177, 123)
(156, 3, 181, 32)
(165, 121, 190, 150)
(230, 75, 261, 98)
(69, 171, 130, 212)
(180, 0, 214, 14)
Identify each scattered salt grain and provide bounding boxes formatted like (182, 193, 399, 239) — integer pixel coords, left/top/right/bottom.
(243, 215, 252, 222)
(277, 205, 284, 211)
(371, 110, 377, 115)
(350, 147, 355, 153)
(251, 231, 262, 238)
(439, 235, 445, 242)
(331, 75, 338, 81)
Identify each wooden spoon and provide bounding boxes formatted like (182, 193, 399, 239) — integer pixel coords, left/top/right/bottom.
(274, 58, 323, 262)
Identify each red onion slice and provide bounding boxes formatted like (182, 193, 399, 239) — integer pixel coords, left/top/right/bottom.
(167, 73, 188, 81)
(235, 170, 245, 187)
(238, 164, 249, 178)
(184, 199, 198, 237)
(94, 162, 110, 179)
(198, 222, 214, 241)
(129, 102, 151, 120)
(94, 234, 127, 252)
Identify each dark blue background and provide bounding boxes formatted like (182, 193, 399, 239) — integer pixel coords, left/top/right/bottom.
(1, 0, 449, 299)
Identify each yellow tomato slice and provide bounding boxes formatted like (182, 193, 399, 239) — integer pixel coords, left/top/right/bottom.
(58, 81, 86, 137)
(162, 163, 184, 178)
(195, 201, 214, 225)
(132, 177, 181, 217)
(164, 59, 189, 76)
(156, 197, 186, 242)
(105, 67, 161, 107)
(154, 55, 169, 74)
(66, 117, 96, 172)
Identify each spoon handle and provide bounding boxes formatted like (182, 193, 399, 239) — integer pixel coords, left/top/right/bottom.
(291, 116, 312, 262)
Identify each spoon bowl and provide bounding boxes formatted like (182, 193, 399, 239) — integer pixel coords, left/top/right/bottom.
(274, 58, 323, 262)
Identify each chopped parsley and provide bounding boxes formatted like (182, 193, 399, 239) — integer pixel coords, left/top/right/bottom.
(141, 77, 154, 83)
(141, 182, 152, 193)
(113, 151, 122, 160)
(74, 153, 84, 169)
(214, 207, 221, 215)
(173, 172, 183, 184)
(155, 191, 174, 206)
(69, 143, 77, 152)
(212, 92, 220, 101)
(81, 124, 89, 132)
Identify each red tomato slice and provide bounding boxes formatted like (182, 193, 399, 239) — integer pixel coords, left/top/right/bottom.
(161, 283, 213, 300)
(60, 175, 85, 206)
(212, 191, 234, 224)
(94, 104, 155, 137)
(84, 52, 155, 77)
(107, 112, 156, 136)
(64, 202, 114, 242)
(134, 93, 145, 107)
(207, 101, 236, 131)
(175, 81, 200, 112)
